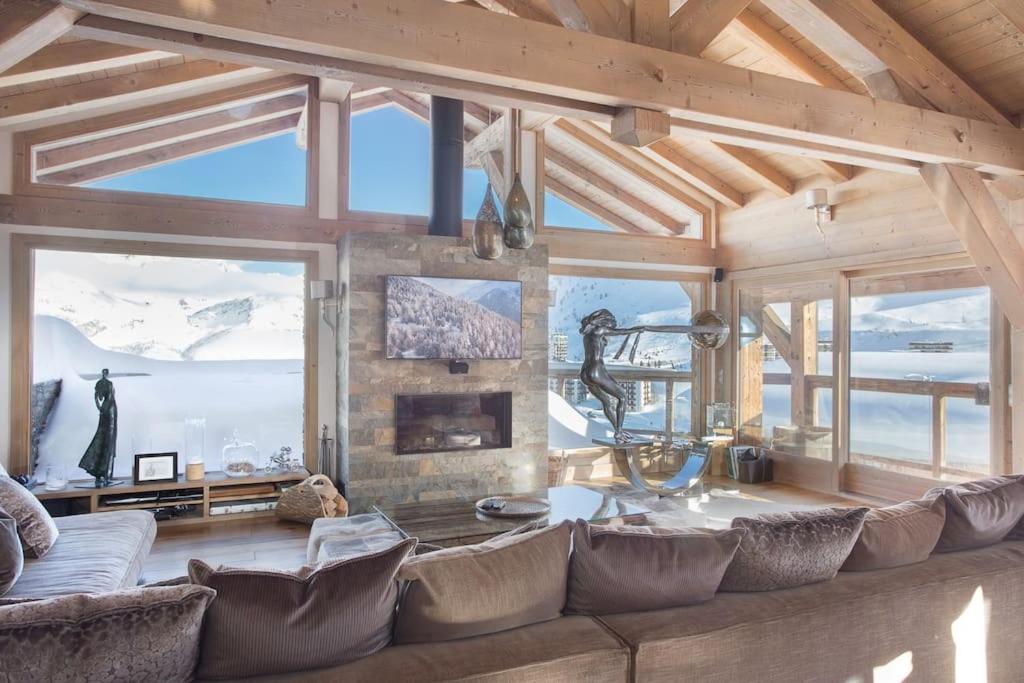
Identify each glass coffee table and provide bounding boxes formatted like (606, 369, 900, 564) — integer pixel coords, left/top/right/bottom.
(373, 484, 651, 547)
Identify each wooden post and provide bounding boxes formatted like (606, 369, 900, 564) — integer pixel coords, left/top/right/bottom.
(932, 395, 946, 478)
(991, 300, 1011, 475)
(790, 300, 817, 428)
(738, 288, 764, 445)
(832, 272, 851, 492)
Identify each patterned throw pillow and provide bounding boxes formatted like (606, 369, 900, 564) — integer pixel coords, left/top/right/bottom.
(567, 520, 744, 615)
(0, 476, 58, 558)
(0, 585, 215, 683)
(720, 507, 869, 592)
(190, 538, 416, 679)
(0, 509, 24, 596)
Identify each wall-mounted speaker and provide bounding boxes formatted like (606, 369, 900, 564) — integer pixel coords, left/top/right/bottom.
(713, 267, 725, 283)
(448, 359, 469, 375)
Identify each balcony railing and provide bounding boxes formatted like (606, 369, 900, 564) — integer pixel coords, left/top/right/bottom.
(762, 372, 987, 478)
(549, 361, 694, 441)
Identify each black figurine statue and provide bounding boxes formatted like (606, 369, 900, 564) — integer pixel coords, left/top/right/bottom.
(78, 369, 118, 487)
(579, 308, 729, 444)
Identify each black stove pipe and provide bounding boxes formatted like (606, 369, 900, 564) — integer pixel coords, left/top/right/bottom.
(428, 95, 464, 237)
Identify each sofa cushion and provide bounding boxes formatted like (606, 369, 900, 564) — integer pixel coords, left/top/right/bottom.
(720, 507, 868, 592)
(0, 509, 23, 596)
(395, 520, 571, 644)
(841, 497, 945, 571)
(567, 520, 743, 615)
(0, 476, 58, 557)
(190, 538, 416, 680)
(930, 475, 1024, 552)
(600, 542, 1024, 682)
(4, 510, 156, 600)
(215, 615, 629, 683)
(0, 584, 214, 683)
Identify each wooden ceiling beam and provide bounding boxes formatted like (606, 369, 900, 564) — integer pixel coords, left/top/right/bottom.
(646, 139, 745, 208)
(668, 117, 921, 175)
(0, 40, 175, 88)
(318, 78, 354, 104)
(65, 0, 1024, 175)
(469, 0, 561, 25)
(545, 176, 649, 235)
(921, 163, 1024, 329)
(630, 0, 669, 50)
(547, 0, 631, 40)
(731, 10, 847, 91)
(0, 59, 265, 125)
(762, 0, 1008, 125)
(382, 89, 430, 122)
(989, 1, 1024, 38)
(546, 145, 682, 234)
(669, 0, 752, 56)
(0, 0, 82, 73)
(350, 92, 392, 115)
(36, 93, 306, 174)
(553, 119, 712, 226)
(42, 112, 301, 186)
(611, 107, 669, 147)
(713, 143, 794, 197)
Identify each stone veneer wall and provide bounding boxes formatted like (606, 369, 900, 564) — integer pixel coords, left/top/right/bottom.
(337, 232, 548, 512)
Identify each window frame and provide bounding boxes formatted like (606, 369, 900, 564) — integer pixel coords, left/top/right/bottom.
(729, 255, 1012, 500)
(9, 233, 320, 475)
(547, 264, 712, 444)
(12, 76, 319, 216)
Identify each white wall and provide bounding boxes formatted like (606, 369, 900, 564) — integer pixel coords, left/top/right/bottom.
(0, 223, 338, 473)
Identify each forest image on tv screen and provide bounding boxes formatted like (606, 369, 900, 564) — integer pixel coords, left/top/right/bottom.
(386, 276, 522, 359)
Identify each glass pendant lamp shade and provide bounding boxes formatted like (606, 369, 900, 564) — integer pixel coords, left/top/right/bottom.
(472, 183, 504, 260)
(502, 171, 535, 250)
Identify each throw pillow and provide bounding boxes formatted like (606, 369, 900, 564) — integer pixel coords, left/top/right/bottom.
(0, 476, 58, 558)
(566, 520, 744, 615)
(0, 584, 214, 683)
(0, 509, 24, 596)
(190, 537, 415, 680)
(720, 507, 869, 592)
(930, 476, 1024, 552)
(841, 497, 946, 571)
(395, 520, 572, 644)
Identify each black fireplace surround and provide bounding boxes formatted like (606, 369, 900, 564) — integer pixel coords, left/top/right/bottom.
(395, 391, 512, 455)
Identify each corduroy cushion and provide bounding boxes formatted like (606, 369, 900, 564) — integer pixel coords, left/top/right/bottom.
(0, 476, 58, 558)
(190, 538, 415, 680)
(0, 584, 214, 683)
(929, 476, 1024, 552)
(566, 520, 743, 615)
(841, 497, 946, 571)
(395, 520, 572, 644)
(720, 507, 868, 592)
(0, 509, 24, 596)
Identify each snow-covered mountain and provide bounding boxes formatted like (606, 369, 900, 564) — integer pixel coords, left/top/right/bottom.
(34, 264, 304, 362)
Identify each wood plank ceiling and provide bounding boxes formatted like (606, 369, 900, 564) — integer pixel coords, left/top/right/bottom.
(1, 0, 1022, 238)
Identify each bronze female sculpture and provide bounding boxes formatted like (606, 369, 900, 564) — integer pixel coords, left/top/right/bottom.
(78, 369, 118, 487)
(579, 308, 729, 444)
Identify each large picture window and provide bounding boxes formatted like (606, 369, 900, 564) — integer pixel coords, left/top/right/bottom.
(13, 238, 316, 479)
(548, 273, 701, 449)
(848, 270, 992, 478)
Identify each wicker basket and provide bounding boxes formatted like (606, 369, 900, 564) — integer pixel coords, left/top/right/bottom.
(547, 452, 568, 487)
(275, 474, 348, 525)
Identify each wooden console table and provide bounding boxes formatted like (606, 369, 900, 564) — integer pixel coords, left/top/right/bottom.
(31, 470, 309, 527)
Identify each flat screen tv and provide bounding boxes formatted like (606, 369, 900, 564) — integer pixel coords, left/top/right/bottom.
(385, 275, 522, 360)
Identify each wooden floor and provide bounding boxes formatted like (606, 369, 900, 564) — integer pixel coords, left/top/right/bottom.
(142, 476, 870, 582)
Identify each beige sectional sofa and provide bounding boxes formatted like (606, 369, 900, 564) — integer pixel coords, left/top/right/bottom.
(4, 510, 156, 600)
(231, 541, 1024, 682)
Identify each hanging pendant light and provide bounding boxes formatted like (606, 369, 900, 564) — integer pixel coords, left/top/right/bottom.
(472, 182, 504, 260)
(503, 109, 535, 250)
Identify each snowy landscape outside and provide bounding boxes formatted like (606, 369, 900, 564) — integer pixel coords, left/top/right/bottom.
(31, 250, 305, 480)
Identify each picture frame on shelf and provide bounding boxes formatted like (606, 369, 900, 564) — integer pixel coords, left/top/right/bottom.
(133, 452, 179, 484)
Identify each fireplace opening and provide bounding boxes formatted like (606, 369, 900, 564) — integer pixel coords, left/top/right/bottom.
(396, 391, 512, 455)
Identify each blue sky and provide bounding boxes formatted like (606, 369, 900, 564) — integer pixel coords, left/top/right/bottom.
(88, 104, 611, 229)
